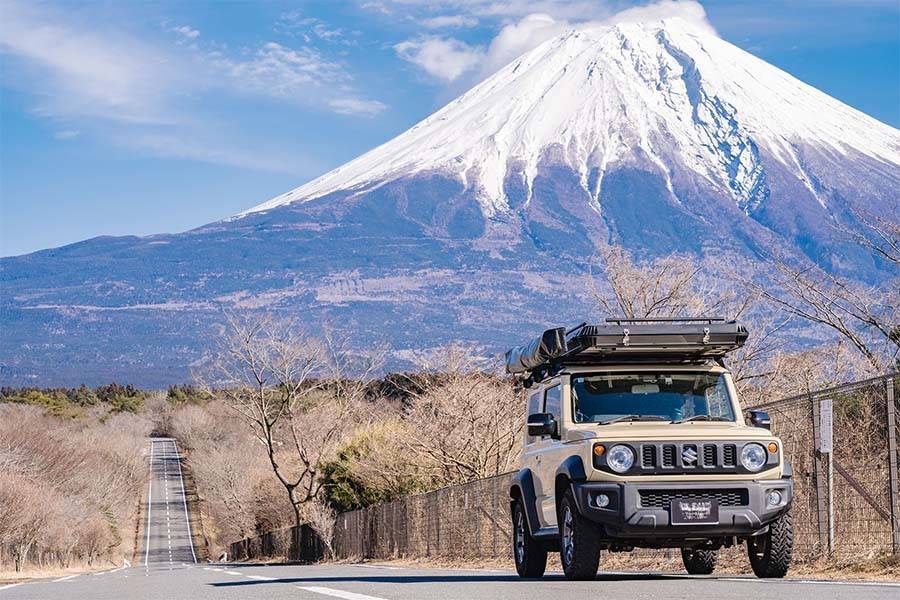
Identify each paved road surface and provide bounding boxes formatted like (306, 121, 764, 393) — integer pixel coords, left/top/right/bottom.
(143, 438, 197, 569)
(4, 561, 899, 600)
(3, 438, 897, 599)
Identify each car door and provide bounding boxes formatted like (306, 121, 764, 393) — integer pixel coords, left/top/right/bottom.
(521, 387, 547, 528)
(537, 381, 563, 528)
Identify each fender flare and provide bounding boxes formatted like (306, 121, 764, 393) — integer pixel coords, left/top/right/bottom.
(781, 457, 793, 479)
(555, 454, 587, 483)
(510, 469, 541, 536)
(555, 455, 588, 513)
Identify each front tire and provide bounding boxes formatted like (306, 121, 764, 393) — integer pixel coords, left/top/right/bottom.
(512, 499, 547, 578)
(747, 512, 793, 578)
(558, 489, 602, 580)
(681, 547, 717, 575)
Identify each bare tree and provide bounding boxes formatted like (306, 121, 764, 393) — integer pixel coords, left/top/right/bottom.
(200, 313, 383, 527)
(834, 207, 900, 266)
(589, 245, 742, 318)
(750, 257, 898, 372)
(398, 347, 524, 486)
(301, 500, 336, 559)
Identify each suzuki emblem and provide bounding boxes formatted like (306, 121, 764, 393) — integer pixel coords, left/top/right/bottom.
(682, 446, 698, 465)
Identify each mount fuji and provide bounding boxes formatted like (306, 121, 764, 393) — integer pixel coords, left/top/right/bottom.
(2, 18, 898, 386)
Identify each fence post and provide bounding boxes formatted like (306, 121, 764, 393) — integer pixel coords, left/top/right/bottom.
(811, 394, 829, 552)
(886, 376, 900, 555)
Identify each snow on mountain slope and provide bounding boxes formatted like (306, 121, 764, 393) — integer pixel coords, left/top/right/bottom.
(242, 18, 900, 219)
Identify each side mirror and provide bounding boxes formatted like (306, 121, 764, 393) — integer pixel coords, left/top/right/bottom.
(528, 412, 557, 438)
(747, 409, 771, 430)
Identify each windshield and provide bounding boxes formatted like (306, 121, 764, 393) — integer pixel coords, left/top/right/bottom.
(571, 371, 736, 424)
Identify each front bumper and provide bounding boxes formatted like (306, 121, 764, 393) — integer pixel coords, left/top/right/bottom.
(572, 479, 792, 538)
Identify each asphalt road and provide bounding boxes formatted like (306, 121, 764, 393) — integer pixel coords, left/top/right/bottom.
(2, 438, 897, 599)
(143, 438, 198, 569)
(4, 561, 899, 600)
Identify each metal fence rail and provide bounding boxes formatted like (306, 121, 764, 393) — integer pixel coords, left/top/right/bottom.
(230, 374, 900, 564)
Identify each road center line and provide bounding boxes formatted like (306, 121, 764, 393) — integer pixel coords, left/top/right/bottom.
(298, 586, 388, 600)
(52, 574, 79, 582)
(224, 570, 243, 576)
(246, 574, 276, 580)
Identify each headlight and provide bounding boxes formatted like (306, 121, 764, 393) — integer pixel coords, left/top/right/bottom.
(607, 444, 635, 473)
(741, 443, 767, 471)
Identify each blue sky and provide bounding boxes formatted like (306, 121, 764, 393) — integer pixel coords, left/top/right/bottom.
(1, 0, 898, 257)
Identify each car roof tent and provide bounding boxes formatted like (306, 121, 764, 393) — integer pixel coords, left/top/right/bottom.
(504, 317, 749, 375)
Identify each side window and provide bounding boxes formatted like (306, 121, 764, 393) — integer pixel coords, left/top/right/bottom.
(544, 384, 562, 422)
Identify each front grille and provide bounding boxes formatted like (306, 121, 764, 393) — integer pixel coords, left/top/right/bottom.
(639, 488, 749, 509)
(703, 444, 716, 466)
(662, 445, 676, 467)
(723, 444, 737, 467)
(629, 441, 747, 474)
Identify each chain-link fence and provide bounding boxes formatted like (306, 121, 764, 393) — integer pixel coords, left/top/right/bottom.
(750, 373, 900, 559)
(230, 374, 900, 564)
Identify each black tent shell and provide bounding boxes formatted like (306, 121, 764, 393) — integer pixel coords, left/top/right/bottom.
(504, 318, 749, 375)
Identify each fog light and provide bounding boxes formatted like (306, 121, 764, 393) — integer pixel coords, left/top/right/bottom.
(595, 493, 610, 508)
(766, 490, 783, 507)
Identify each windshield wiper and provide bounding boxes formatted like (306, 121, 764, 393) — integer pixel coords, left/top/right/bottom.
(671, 415, 732, 424)
(599, 415, 668, 425)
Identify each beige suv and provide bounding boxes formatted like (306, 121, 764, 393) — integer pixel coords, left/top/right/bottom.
(506, 319, 793, 580)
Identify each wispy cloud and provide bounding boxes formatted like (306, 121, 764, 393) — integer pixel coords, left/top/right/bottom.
(53, 129, 80, 140)
(420, 15, 479, 29)
(329, 97, 388, 116)
(0, 1, 387, 173)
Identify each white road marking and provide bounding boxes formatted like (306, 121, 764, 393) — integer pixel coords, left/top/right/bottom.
(0, 583, 24, 591)
(299, 587, 388, 600)
(353, 564, 401, 571)
(246, 574, 276, 581)
(143, 440, 154, 567)
(224, 570, 243, 575)
(52, 574, 79, 582)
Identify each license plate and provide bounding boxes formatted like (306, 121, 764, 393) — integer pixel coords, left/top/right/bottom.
(670, 498, 719, 525)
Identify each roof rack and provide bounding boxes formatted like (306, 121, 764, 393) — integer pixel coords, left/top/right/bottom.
(505, 317, 748, 375)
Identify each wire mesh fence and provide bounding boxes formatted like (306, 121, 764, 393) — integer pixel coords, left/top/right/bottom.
(230, 374, 900, 564)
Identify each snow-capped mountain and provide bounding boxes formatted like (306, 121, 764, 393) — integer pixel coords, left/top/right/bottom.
(245, 19, 897, 224)
(2, 18, 898, 386)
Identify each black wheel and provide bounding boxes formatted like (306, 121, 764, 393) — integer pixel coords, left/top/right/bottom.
(512, 499, 547, 578)
(558, 489, 602, 580)
(681, 547, 717, 575)
(748, 512, 793, 578)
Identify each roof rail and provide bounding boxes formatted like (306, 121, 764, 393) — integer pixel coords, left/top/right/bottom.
(604, 317, 726, 324)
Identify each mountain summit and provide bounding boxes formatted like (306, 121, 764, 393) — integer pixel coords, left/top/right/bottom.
(2, 19, 898, 386)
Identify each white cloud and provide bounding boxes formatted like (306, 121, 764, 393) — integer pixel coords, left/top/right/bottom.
(479, 13, 566, 77)
(329, 97, 388, 116)
(394, 37, 484, 82)
(53, 129, 80, 140)
(391, 1, 717, 85)
(420, 15, 479, 29)
(173, 25, 200, 40)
